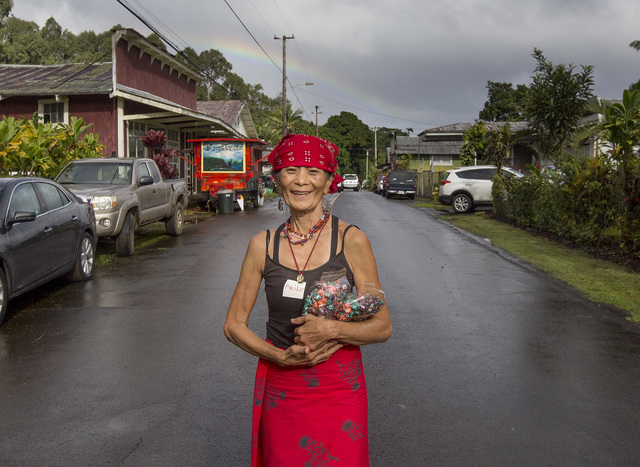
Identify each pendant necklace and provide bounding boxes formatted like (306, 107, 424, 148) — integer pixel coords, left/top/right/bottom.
(287, 220, 327, 283)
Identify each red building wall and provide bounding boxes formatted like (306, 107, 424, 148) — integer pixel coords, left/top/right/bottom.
(115, 41, 197, 110)
(70, 95, 118, 157)
(0, 95, 118, 158)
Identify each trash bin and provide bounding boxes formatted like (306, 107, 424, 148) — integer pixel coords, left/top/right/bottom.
(218, 189, 234, 214)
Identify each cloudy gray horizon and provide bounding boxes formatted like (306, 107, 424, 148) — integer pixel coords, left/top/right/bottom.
(11, 0, 640, 132)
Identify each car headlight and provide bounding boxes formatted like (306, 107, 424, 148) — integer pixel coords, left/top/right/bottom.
(91, 196, 116, 211)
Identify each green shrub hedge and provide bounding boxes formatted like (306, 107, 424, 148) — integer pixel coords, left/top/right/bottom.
(493, 155, 640, 263)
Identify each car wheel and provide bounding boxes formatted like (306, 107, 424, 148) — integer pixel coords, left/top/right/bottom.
(386, 192, 392, 199)
(409, 194, 415, 200)
(67, 232, 95, 281)
(116, 212, 135, 257)
(165, 204, 184, 236)
(0, 268, 8, 324)
(452, 193, 473, 214)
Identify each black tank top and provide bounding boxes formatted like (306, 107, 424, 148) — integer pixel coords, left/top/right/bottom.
(263, 215, 356, 349)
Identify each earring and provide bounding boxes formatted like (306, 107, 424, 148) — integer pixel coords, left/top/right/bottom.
(278, 197, 284, 211)
(322, 194, 331, 212)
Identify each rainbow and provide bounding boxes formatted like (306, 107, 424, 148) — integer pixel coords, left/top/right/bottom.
(185, 35, 396, 122)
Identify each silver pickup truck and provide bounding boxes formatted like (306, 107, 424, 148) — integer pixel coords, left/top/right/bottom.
(56, 158, 188, 256)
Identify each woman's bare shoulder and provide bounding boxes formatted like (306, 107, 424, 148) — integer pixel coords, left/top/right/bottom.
(247, 229, 269, 255)
(338, 218, 370, 249)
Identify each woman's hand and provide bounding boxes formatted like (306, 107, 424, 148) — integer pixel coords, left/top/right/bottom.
(291, 314, 337, 351)
(280, 340, 343, 367)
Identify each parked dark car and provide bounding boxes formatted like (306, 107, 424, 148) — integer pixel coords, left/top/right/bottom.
(384, 170, 417, 199)
(257, 174, 276, 191)
(0, 177, 97, 324)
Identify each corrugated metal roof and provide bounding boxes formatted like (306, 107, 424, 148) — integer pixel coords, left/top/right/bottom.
(420, 121, 530, 136)
(197, 100, 244, 126)
(420, 141, 462, 155)
(0, 63, 113, 98)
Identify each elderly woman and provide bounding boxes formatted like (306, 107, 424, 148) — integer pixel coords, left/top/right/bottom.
(224, 134, 392, 466)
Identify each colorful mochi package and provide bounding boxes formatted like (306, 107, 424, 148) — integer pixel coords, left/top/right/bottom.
(301, 269, 385, 321)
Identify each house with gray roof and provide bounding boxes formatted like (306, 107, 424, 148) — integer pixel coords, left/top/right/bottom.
(416, 122, 535, 170)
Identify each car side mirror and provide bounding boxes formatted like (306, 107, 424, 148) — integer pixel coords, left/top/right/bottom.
(8, 211, 37, 226)
(138, 176, 154, 187)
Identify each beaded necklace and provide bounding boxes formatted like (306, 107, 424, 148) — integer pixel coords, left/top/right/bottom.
(287, 220, 327, 283)
(283, 209, 330, 245)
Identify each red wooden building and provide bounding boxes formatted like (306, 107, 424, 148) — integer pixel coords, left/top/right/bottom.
(0, 28, 260, 194)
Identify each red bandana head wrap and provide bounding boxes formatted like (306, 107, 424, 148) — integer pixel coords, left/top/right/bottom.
(268, 134, 344, 193)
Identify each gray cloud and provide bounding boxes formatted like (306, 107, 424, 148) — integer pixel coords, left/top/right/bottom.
(11, 0, 640, 130)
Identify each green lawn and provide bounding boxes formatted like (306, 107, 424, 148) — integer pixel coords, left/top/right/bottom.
(412, 200, 640, 322)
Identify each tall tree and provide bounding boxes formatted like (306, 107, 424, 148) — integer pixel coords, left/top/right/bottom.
(0, 17, 48, 64)
(40, 17, 74, 64)
(459, 121, 488, 166)
(479, 81, 528, 121)
(524, 48, 594, 163)
(322, 112, 371, 175)
(0, 0, 12, 23)
(69, 29, 113, 63)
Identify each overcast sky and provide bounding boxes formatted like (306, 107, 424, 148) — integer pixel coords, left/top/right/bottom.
(11, 0, 640, 131)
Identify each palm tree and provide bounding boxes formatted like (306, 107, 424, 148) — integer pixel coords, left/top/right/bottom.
(573, 89, 640, 191)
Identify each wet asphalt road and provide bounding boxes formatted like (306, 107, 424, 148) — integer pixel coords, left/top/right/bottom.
(1, 190, 640, 466)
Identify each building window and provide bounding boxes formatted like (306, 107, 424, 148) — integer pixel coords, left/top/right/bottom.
(38, 99, 68, 124)
(432, 155, 453, 166)
(166, 128, 180, 174)
(128, 122, 146, 158)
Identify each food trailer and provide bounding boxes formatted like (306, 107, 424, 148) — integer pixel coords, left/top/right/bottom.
(188, 138, 268, 212)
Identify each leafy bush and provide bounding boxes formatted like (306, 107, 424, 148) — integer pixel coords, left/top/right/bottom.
(141, 129, 178, 179)
(0, 115, 104, 177)
(493, 154, 640, 263)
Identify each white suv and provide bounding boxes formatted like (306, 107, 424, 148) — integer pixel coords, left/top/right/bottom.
(341, 174, 360, 191)
(438, 165, 522, 214)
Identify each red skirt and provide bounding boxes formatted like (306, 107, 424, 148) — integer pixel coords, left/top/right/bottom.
(251, 344, 369, 466)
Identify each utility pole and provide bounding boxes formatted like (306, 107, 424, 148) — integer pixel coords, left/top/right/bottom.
(372, 127, 379, 165)
(275, 35, 294, 136)
(313, 105, 322, 137)
(366, 149, 369, 180)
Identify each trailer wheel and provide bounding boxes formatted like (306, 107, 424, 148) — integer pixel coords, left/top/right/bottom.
(252, 193, 264, 208)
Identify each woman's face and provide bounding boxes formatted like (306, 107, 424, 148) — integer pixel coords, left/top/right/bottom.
(276, 166, 334, 214)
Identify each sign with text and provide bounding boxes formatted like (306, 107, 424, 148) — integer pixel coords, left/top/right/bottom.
(202, 141, 246, 173)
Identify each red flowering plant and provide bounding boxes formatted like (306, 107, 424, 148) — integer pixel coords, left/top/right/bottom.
(301, 269, 384, 321)
(140, 129, 178, 179)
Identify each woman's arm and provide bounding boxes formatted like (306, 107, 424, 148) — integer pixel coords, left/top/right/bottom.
(224, 232, 344, 366)
(291, 227, 392, 349)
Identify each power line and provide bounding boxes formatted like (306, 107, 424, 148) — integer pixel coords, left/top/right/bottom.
(117, 0, 428, 132)
(312, 92, 440, 127)
(115, 0, 284, 131)
(223, 0, 281, 72)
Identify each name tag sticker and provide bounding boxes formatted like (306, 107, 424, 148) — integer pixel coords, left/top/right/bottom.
(283, 279, 306, 299)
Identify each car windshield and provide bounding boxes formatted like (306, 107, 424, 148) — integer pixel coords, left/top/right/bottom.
(57, 163, 133, 185)
(344, 174, 358, 180)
